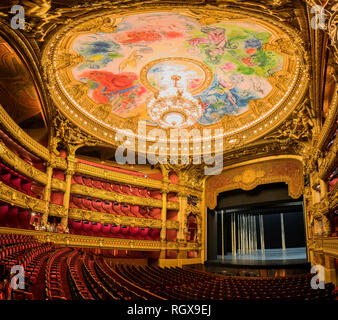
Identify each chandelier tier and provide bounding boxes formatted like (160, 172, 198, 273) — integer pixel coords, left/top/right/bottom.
(147, 75, 204, 128)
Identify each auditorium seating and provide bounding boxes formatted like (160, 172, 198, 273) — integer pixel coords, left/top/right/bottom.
(0, 233, 336, 301)
(71, 174, 164, 201)
(0, 204, 34, 230)
(69, 195, 161, 220)
(68, 219, 161, 240)
(0, 162, 38, 198)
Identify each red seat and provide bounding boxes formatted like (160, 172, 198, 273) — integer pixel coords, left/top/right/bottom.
(149, 228, 160, 239)
(130, 186, 142, 197)
(112, 184, 122, 193)
(1, 172, 12, 185)
(112, 202, 122, 215)
(73, 175, 84, 185)
(139, 228, 149, 237)
(102, 181, 114, 192)
(149, 190, 162, 200)
(102, 201, 113, 214)
(82, 221, 91, 234)
(130, 205, 142, 217)
(121, 204, 132, 216)
(91, 199, 102, 212)
(110, 225, 121, 234)
(139, 188, 151, 198)
(71, 220, 83, 232)
(91, 222, 102, 234)
(92, 180, 103, 189)
(11, 177, 23, 191)
(149, 207, 161, 218)
(120, 226, 130, 235)
(71, 195, 84, 209)
(130, 227, 139, 236)
(82, 177, 93, 187)
(83, 198, 94, 211)
(101, 224, 110, 235)
(121, 185, 133, 195)
(21, 182, 34, 196)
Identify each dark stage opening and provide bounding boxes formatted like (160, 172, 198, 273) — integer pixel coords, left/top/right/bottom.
(207, 183, 307, 268)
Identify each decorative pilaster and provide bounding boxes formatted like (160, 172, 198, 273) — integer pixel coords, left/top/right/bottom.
(159, 191, 168, 259)
(61, 155, 76, 230)
(40, 162, 54, 226)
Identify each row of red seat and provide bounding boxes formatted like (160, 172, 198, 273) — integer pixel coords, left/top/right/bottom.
(0, 162, 37, 198)
(72, 175, 162, 199)
(0, 204, 33, 230)
(115, 264, 337, 300)
(68, 219, 161, 240)
(70, 195, 161, 219)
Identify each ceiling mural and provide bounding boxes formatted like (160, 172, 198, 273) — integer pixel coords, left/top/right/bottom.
(71, 13, 283, 125)
(44, 7, 308, 150)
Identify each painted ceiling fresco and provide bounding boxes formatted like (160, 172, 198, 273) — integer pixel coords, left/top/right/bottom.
(71, 12, 284, 126)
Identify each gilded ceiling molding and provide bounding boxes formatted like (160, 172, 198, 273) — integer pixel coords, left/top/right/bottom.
(205, 157, 303, 209)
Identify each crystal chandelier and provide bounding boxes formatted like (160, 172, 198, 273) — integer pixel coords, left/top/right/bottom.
(147, 75, 203, 128)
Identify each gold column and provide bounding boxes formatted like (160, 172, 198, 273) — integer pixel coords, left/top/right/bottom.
(177, 192, 188, 259)
(159, 191, 168, 259)
(324, 255, 337, 286)
(41, 161, 54, 226)
(319, 178, 328, 199)
(61, 156, 76, 230)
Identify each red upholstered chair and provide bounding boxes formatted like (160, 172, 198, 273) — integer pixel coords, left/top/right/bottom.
(83, 198, 94, 211)
(7, 207, 19, 227)
(91, 222, 102, 234)
(120, 185, 133, 195)
(91, 199, 103, 212)
(92, 179, 103, 189)
(120, 226, 130, 236)
(0, 204, 8, 225)
(130, 227, 139, 237)
(149, 190, 162, 200)
(18, 210, 30, 229)
(82, 221, 91, 235)
(149, 207, 161, 218)
(130, 186, 142, 197)
(139, 206, 148, 217)
(102, 201, 113, 214)
(101, 223, 110, 235)
(71, 195, 84, 209)
(73, 175, 84, 185)
(130, 205, 142, 217)
(139, 227, 149, 237)
(21, 182, 34, 196)
(102, 181, 114, 192)
(110, 225, 121, 235)
(71, 220, 83, 233)
(149, 228, 160, 239)
(112, 202, 122, 215)
(10, 177, 23, 192)
(82, 177, 93, 187)
(1, 172, 12, 185)
(112, 183, 122, 193)
(121, 204, 132, 216)
(139, 188, 151, 198)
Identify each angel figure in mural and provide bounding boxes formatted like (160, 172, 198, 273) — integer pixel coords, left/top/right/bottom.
(189, 27, 228, 62)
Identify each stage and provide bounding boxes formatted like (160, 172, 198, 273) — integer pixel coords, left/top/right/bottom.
(206, 247, 308, 268)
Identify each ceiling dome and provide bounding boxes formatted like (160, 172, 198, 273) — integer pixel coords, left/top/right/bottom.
(44, 7, 308, 155)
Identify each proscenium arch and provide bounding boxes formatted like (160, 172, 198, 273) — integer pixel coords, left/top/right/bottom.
(205, 155, 304, 210)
